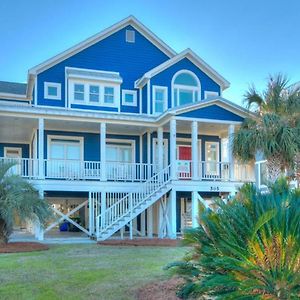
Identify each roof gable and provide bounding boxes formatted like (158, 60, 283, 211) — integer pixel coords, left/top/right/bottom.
(135, 49, 230, 90)
(177, 104, 244, 122)
(29, 16, 176, 75)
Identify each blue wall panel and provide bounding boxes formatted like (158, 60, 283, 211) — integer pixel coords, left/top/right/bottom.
(0, 143, 29, 158)
(42, 131, 140, 162)
(150, 58, 221, 113)
(37, 25, 169, 114)
(178, 104, 244, 122)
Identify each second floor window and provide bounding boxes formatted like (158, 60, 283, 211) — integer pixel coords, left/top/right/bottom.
(172, 70, 200, 107)
(69, 81, 119, 107)
(153, 86, 167, 114)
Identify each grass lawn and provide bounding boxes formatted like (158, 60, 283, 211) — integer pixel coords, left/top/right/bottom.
(0, 244, 187, 300)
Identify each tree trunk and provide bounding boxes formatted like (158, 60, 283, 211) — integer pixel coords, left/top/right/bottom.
(266, 154, 284, 183)
(0, 218, 10, 244)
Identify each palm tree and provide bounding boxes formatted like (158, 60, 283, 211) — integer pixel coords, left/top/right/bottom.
(233, 74, 300, 183)
(167, 179, 300, 299)
(0, 161, 51, 244)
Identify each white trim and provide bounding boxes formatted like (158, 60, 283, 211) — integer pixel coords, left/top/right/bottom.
(4, 147, 22, 158)
(152, 85, 168, 115)
(122, 90, 137, 106)
(135, 49, 230, 90)
(29, 16, 176, 75)
(204, 91, 219, 99)
(44, 82, 61, 100)
(106, 138, 136, 163)
(68, 79, 120, 109)
(147, 80, 151, 115)
(139, 88, 142, 114)
(47, 135, 84, 161)
(171, 70, 201, 108)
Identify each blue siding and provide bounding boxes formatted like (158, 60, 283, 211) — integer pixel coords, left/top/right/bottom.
(0, 143, 29, 158)
(37, 25, 169, 114)
(42, 131, 140, 162)
(150, 58, 221, 113)
(178, 104, 244, 122)
(142, 85, 148, 114)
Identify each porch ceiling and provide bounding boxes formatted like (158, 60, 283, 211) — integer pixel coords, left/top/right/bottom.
(0, 116, 36, 143)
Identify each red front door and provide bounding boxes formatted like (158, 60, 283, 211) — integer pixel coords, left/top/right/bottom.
(178, 146, 192, 179)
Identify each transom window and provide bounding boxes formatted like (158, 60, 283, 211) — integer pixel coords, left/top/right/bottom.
(122, 90, 137, 106)
(172, 70, 200, 107)
(44, 82, 61, 100)
(153, 86, 167, 114)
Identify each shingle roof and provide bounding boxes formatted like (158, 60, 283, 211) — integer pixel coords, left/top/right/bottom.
(0, 81, 27, 95)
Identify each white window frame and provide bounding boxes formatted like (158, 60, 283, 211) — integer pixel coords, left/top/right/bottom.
(4, 147, 22, 158)
(204, 91, 219, 99)
(47, 135, 84, 161)
(106, 139, 135, 163)
(126, 29, 135, 43)
(122, 90, 137, 106)
(44, 82, 61, 100)
(171, 70, 201, 108)
(68, 79, 120, 108)
(205, 141, 220, 175)
(152, 85, 168, 114)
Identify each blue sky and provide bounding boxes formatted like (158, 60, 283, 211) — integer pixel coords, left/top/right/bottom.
(1, 0, 299, 105)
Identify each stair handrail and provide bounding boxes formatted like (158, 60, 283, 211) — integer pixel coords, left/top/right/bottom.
(97, 164, 171, 232)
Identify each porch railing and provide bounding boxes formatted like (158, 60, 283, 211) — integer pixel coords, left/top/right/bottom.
(0, 157, 255, 183)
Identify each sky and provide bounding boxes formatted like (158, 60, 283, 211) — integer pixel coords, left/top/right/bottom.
(1, 0, 300, 105)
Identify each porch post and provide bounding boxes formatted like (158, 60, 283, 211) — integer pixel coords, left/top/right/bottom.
(167, 189, 177, 239)
(228, 124, 235, 181)
(100, 123, 107, 181)
(157, 127, 163, 171)
(147, 206, 153, 238)
(101, 191, 106, 230)
(147, 131, 151, 178)
(191, 191, 199, 228)
(191, 121, 198, 180)
(170, 119, 177, 179)
(141, 211, 146, 236)
(38, 118, 44, 179)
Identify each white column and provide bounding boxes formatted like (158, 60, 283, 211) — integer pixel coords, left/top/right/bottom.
(191, 121, 198, 180)
(170, 119, 177, 179)
(192, 191, 199, 228)
(88, 192, 94, 235)
(228, 124, 235, 181)
(147, 131, 151, 178)
(167, 189, 177, 239)
(100, 123, 107, 181)
(38, 118, 44, 179)
(101, 191, 106, 229)
(158, 200, 164, 238)
(141, 211, 146, 236)
(157, 127, 163, 171)
(147, 206, 153, 238)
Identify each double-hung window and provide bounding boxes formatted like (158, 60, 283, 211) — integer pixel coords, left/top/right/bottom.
(74, 84, 85, 101)
(89, 85, 100, 103)
(103, 87, 115, 104)
(153, 86, 167, 114)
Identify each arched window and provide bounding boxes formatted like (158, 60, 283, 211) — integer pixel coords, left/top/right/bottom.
(172, 70, 200, 107)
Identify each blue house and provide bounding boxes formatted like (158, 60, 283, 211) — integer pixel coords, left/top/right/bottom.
(0, 16, 255, 241)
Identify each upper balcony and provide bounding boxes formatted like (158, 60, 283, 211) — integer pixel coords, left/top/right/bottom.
(0, 157, 254, 184)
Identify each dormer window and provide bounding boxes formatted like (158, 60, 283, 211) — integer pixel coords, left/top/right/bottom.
(126, 29, 135, 43)
(66, 67, 122, 108)
(172, 70, 200, 107)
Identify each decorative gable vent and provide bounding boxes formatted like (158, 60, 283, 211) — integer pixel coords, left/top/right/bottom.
(126, 29, 135, 43)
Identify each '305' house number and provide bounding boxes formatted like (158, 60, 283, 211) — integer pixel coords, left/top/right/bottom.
(210, 186, 219, 191)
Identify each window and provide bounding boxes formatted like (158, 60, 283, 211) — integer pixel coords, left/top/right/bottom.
(106, 142, 134, 163)
(49, 138, 83, 160)
(122, 90, 137, 106)
(44, 82, 61, 100)
(104, 87, 115, 104)
(89, 85, 100, 103)
(126, 29, 135, 43)
(172, 71, 200, 107)
(204, 91, 219, 99)
(153, 86, 167, 114)
(205, 142, 219, 175)
(74, 84, 85, 101)
(69, 81, 119, 107)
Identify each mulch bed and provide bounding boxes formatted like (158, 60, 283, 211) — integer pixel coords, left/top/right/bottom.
(136, 277, 184, 300)
(0, 242, 49, 253)
(98, 238, 180, 247)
